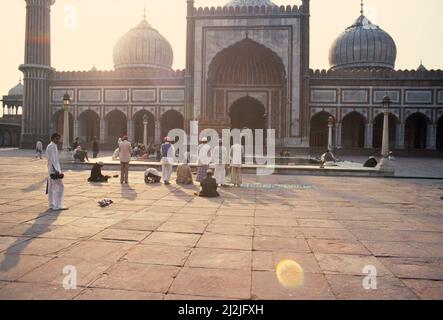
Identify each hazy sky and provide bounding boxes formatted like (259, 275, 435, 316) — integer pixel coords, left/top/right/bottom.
(1, 0, 442, 102)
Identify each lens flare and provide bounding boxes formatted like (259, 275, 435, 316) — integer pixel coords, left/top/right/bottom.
(276, 259, 304, 289)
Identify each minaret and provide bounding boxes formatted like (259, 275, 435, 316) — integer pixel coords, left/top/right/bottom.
(300, 0, 310, 145)
(19, 0, 55, 148)
(184, 0, 195, 133)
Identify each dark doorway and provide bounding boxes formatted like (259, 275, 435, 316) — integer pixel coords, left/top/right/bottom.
(230, 96, 266, 131)
(310, 112, 334, 149)
(372, 113, 397, 149)
(106, 110, 127, 144)
(78, 110, 100, 144)
(161, 110, 184, 140)
(342, 112, 366, 148)
(405, 113, 428, 149)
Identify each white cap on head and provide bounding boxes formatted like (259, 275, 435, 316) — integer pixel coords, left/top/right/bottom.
(98, 161, 104, 166)
(201, 137, 208, 142)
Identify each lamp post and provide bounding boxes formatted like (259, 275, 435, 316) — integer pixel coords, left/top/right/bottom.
(378, 96, 394, 172)
(142, 114, 149, 149)
(328, 116, 335, 151)
(61, 92, 72, 160)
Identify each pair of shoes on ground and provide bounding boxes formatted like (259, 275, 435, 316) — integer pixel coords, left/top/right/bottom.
(49, 207, 69, 211)
(164, 181, 171, 185)
(98, 199, 114, 207)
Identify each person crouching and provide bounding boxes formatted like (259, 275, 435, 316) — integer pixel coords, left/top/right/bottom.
(88, 161, 110, 182)
(145, 168, 162, 184)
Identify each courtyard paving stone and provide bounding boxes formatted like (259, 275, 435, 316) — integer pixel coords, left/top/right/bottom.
(58, 240, 134, 262)
(253, 236, 311, 252)
(251, 271, 335, 300)
(0, 254, 52, 281)
(18, 256, 114, 287)
(75, 288, 163, 300)
(142, 231, 201, 247)
(90, 261, 179, 293)
(169, 267, 251, 299)
(325, 274, 418, 300)
(307, 239, 371, 255)
(185, 248, 252, 270)
(197, 233, 252, 250)
(0, 282, 82, 300)
(125, 244, 191, 266)
(402, 279, 443, 299)
(92, 228, 151, 242)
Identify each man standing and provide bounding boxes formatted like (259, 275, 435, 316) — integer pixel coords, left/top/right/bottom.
(46, 133, 67, 211)
(161, 137, 175, 185)
(119, 135, 132, 184)
(35, 140, 43, 159)
(91, 136, 99, 158)
(213, 139, 228, 186)
(196, 137, 211, 182)
(230, 142, 244, 187)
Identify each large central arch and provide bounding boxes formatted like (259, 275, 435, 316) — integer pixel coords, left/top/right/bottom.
(205, 38, 287, 138)
(208, 38, 286, 86)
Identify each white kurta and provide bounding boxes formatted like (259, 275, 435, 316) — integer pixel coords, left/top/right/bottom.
(161, 143, 175, 182)
(46, 142, 64, 209)
(213, 146, 228, 184)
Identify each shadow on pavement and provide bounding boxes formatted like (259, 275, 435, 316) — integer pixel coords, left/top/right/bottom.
(0, 208, 60, 272)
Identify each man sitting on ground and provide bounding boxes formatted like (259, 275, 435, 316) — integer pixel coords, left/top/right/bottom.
(144, 168, 161, 184)
(198, 170, 219, 198)
(88, 161, 110, 182)
(73, 146, 89, 162)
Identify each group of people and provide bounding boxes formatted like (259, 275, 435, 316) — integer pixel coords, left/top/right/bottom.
(193, 137, 244, 187)
(110, 135, 245, 197)
(318, 149, 395, 168)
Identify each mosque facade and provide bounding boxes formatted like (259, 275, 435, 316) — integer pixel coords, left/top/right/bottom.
(3, 0, 443, 151)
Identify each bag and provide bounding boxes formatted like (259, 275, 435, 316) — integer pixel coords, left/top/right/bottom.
(50, 165, 64, 180)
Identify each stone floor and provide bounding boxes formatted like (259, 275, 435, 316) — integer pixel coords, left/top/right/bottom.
(0, 155, 442, 300)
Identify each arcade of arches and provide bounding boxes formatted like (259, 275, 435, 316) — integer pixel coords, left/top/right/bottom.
(309, 111, 443, 150)
(0, 128, 20, 147)
(204, 38, 287, 137)
(50, 109, 184, 149)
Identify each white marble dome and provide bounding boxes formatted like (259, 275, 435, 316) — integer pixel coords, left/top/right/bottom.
(329, 15, 397, 70)
(113, 19, 173, 71)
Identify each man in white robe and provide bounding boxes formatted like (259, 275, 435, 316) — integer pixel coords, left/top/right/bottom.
(230, 143, 244, 187)
(212, 139, 228, 186)
(46, 133, 67, 211)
